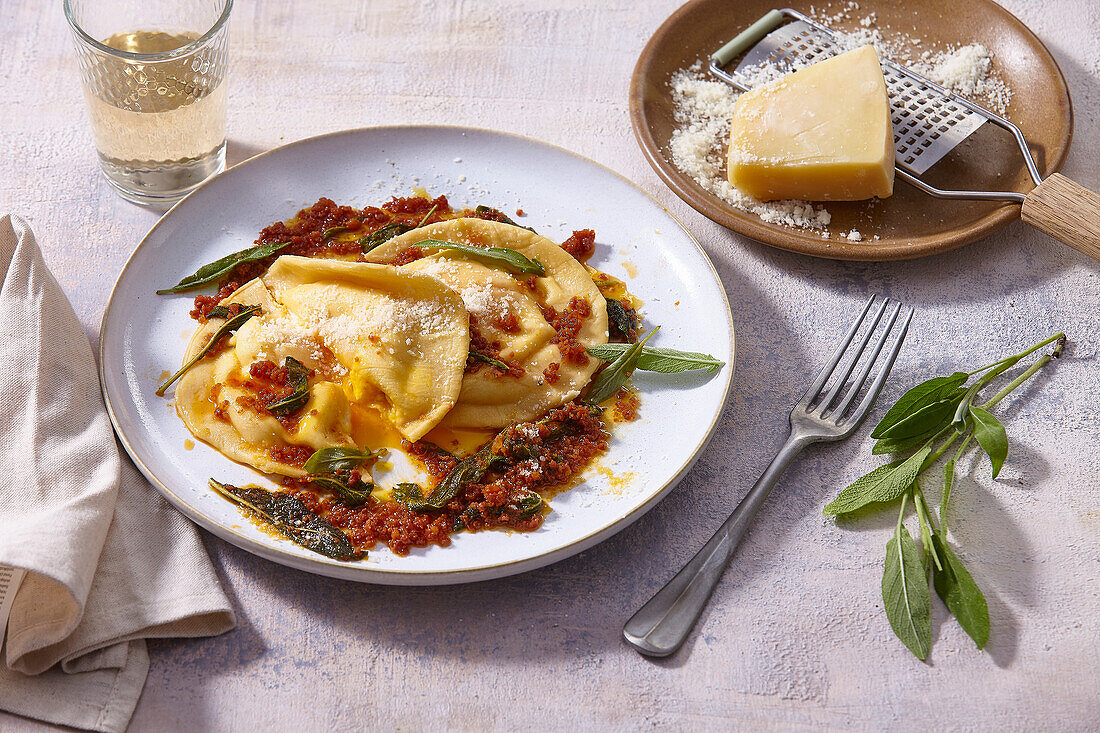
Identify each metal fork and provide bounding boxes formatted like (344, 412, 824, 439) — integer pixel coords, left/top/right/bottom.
(623, 295, 914, 657)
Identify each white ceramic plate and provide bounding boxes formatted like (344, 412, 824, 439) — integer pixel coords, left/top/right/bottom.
(99, 126, 735, 585)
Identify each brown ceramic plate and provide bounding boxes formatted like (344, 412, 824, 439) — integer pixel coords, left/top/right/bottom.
(630, 0, 1073, 260)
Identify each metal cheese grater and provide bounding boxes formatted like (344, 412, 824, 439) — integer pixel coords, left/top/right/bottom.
(708, 8, 1100, 258)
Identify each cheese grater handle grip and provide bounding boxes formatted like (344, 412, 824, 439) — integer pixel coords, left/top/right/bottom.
(1021, 174, 1100, 261)
(711, 9, 785, 67)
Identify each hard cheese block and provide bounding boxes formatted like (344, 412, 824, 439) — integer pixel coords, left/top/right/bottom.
(727, 45, 895, 201)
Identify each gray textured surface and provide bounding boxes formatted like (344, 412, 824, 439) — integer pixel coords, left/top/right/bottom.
(2, 0, 1098, 729)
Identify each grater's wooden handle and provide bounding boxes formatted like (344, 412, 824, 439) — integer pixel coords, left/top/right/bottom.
(1021, 174, 1100, 261)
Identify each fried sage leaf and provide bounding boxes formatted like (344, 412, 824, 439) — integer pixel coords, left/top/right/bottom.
(417, 239, 546, 276)
(392, 445, 500, 511)
(210, 479, 364, 561)
(358, 222, 415, 253)
(307, 473, 374, 508)
(583, 328, 658, 405)
(304, 446, 379, 474)
(606, 299, 638, 342)
(969, 405, 1008, 479)
(931, 534, 990, 649)
(156, 305, 261, 396)
(870, 372, 968, 438)
(264, 357, 311, 415)
(882, 501, 932, 660)
(157, 241, 290, 294)
(474, 205, 536, 232)
(322, 225, 353, 241)
(469, 350, 513, 371)
(586, 341, 723, 375)
(511, 490, 543, 518)
(823, 443, 932, 515)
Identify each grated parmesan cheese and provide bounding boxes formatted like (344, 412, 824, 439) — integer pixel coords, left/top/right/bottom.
(911, 44, 1012, 115)
(669, 66, 832, 233)
(667, 8, 1013, 239)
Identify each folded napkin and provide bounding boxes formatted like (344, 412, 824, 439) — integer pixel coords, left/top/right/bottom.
(0, 215, 236, 733)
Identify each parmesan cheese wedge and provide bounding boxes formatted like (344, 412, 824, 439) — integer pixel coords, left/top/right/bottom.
(727, 45, 895, 202)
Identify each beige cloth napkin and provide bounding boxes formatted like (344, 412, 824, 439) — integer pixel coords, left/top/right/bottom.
(0, 214, 236, 732)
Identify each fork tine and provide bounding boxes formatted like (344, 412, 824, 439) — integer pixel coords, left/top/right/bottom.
(843, 306, 914, 425)
(830, 301, 903, 418)
(798, 295, 876, 406)
(816, 297, 889, 413)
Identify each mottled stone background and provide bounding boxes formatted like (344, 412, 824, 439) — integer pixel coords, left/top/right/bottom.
(1, 0, 1097, 729)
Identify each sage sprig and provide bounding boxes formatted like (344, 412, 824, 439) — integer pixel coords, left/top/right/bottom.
(826, 333, 1065, 660)
(156, 304, 261, 396)
(417, 239, 546, 276)
(157, 241, 290, 294)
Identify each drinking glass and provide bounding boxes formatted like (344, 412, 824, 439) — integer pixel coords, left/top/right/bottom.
(64, 0, 232, 207)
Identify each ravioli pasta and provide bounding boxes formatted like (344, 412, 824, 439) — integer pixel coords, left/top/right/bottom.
(175, 257, 470, 477)
(174, 215, 611, 482)
(366, 218, 609, 428)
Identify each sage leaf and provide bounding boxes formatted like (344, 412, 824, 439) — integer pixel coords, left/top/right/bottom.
(469, 350, 514, 371)
(883, 512, 932, 660)
(474, 205, 536, 232)
(511, 490, 543, 518)
(931, 534, 990, 649)
(871, 373, 968, 438)
(264, 357, 310, 415)
(393, 443, 500, 511)
(941, 458, 957, 516)
(156, 304, 261, 396)
(823, 443, 932, 515)
(606, 299, 638, 342)
(876, 392, 966, 441)
(969, 405, 1008, 478)
(418, 239, 546, 275)
(390, 409, 586, 512)
(390, 482, 435, 510)
(583, 328, 659, 405)
(210, 479, 364, 561)
(304, 446, 379, 474)
(322, 225, 358, 241)
(307, 473, 373, 508)
(872, 428, 940, 455)
(586, 341, 723, 375)
(157, 241, 290, 294)
(358, 222, 414, 252)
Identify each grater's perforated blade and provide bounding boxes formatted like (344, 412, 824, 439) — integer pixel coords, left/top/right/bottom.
(732, 20, 988, 176)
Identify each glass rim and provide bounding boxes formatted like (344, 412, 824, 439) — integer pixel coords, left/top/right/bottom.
(63, 0, 233, 62)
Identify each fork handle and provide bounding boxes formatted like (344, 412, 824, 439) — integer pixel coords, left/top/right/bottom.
(1021, 174, 1100, 261)
(623, 434, 810, 657)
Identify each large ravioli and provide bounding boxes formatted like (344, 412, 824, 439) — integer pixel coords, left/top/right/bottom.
(174, 257, 470, 477)
(366, 218, 609, 428)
